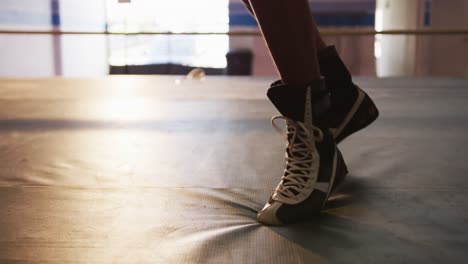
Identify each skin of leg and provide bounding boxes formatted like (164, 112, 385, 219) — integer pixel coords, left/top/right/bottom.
(240, 0, 327, 52)
(247, 0, 325, 84)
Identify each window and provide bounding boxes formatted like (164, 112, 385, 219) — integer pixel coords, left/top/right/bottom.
(106, 0, 229, 68)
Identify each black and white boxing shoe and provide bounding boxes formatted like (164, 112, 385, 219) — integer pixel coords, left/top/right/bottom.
(257, 79, 348, 226)
(271, 46, 379, 144)
(319, 46, 379, 143)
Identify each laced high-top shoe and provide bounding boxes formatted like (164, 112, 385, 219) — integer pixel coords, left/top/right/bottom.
(257, 79, 348, 226)
(271, 46, 379, 143)
(319, 46, 379, 143)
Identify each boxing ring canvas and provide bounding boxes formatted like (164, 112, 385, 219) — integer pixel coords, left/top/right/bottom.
(0, 76, 467, 263)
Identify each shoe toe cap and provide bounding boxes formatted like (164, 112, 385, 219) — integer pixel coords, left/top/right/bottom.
(257, 201, 284, 226)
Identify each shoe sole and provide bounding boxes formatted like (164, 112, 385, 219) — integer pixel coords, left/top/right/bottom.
(332, 86, 379, 144)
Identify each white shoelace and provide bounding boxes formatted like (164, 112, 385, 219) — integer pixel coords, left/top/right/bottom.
(271, 115, 324, 201)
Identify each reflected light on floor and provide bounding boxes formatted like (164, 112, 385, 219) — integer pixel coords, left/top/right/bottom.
(93, 98, 151, 121)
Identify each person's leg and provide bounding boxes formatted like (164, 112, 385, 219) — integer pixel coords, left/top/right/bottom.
(240, 0, 327, 53)
(246, 0, 324, 84)
(241, 0, 379, 144)
(248, 0, 347, 225)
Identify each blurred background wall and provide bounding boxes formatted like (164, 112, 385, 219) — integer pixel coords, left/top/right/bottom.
(0, 0, 55, 77)
(0, 0, 467, 78)
(375, 0, 468, 77)
(425, 0, 468, 77)
(230, 0, 377, 76)
(0, 0, 108, 77)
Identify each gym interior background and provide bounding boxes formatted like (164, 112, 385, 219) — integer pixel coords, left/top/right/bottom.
(1, 1, 468, 263)
(1, 0, 467, 77)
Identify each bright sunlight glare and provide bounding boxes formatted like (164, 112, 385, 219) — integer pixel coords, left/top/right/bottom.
(106, 0, 229, 68)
